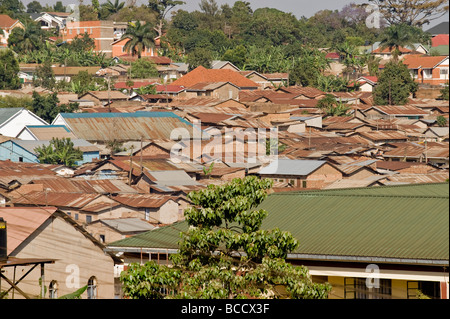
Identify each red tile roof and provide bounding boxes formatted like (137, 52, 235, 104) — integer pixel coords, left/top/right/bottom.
(0, 14, 20, 28)
(401, 55, 448, 69)
(171, 66, 258, 88)
(372, 46, 412, 54)
(432, 34, 449, 47)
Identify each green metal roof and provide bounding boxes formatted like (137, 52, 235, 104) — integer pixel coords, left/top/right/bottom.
(107, 183, 449, 263)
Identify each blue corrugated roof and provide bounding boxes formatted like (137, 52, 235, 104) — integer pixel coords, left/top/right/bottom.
(59, 111, 193, 127)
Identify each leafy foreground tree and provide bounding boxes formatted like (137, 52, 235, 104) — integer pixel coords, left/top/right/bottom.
(120, 177, 331, 299)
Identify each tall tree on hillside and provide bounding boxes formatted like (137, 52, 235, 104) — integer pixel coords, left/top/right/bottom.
(120, 20, 157, 58)
(120, 176, 332, 299)
(369, 0, 449, 27)
(148, 0, 185, 37)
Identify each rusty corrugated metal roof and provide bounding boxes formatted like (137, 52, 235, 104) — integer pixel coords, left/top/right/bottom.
(58, 111, 194, 142)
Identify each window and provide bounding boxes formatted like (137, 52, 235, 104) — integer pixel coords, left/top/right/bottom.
(99, 234, 105, 243)
(344, 277, 392, 299)
(423, 69, 432, 79)
(407, 281, 440, 299)
(440, 68, 449, 79)
(86, 215, 92, 223)
(302, 180, 307, 188)
(74, 213, 79, 220)
(87, 277, 97, 299)
(145, 208, 150, 221)
(49, 281, 58, 299)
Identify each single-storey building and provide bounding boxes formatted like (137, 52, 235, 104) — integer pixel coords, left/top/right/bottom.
(0, 207, 117, 299)
(106, 183, 449, 299)
(256, 159, 343, 189)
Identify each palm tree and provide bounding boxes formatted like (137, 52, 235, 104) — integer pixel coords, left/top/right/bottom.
(102, 0, 125, 15)
(120, 21, 157, 58)
(378, 24, 417, 61)
(7, 21, 44, 54)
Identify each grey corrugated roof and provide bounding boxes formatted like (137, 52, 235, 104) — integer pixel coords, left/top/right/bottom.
(258, 159, 326, 176)
(101, 218, 157, 233)
(147, 170, 200, 186)
(0, 107, 22, 126)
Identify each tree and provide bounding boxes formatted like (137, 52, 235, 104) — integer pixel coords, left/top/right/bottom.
(378, 23, 431, 61)
(130, 58, 159, 79)
(317, 94, 351, 116)
(373, 61, 418, 105)
(436, 115, 448, 127)
(26, 0, 42, 13)
(438, 82, 449, 101)
(33, 60, 56, 90)
(148, 0, 185, 37)
(31, 91, 79, 123)
(102, 0, 125, 16)
(0, 49, 20, 89)
(368, 0, 449, 27)
(7, 20, 46, 54)
(186, 47, 213, 70)
(34, 138, 83, 167)
(120, 176, 331, 299)
(120, 21, 157, 59)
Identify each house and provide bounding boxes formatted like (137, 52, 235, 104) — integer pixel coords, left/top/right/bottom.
(401, 55, 449, 85)
(423, 127, 450, 142)
(16, 125, 78, 141)
(184, 82, 240, 100)
(355, 131, 408, 145)
(240, 71, 289, 88)
(78, 91, 129, 107)
(355, 76, 378, 92)
(210, 60, 241, 71)
(110, 194, 189, 225)
(61, 20, 129, 57)
(0, 14, 24, 47)
(105, 183, 449, 299)
(52, 111, 194, 142)
(0, 108, 48, 138)
(0, 139, 100, 165)
(111, 38, 158, 59)
(0, 207, 117, 299)
(362, 105, 429, 120)
(256, 159, 343, 189)
(171, 66, 259, 90)
(381, 141, 449, 166)
(371, 45, 414, 60)
(51, 66, 101, 82)
(85, 217, 157, 245)
(32, 11, 71, 31)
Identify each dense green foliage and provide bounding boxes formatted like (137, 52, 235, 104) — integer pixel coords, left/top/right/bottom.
(34, 137, 84, 167)
(0, 49, 20, 89)
(120, 176, 331, 299)
(373, 61, 418, 105)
